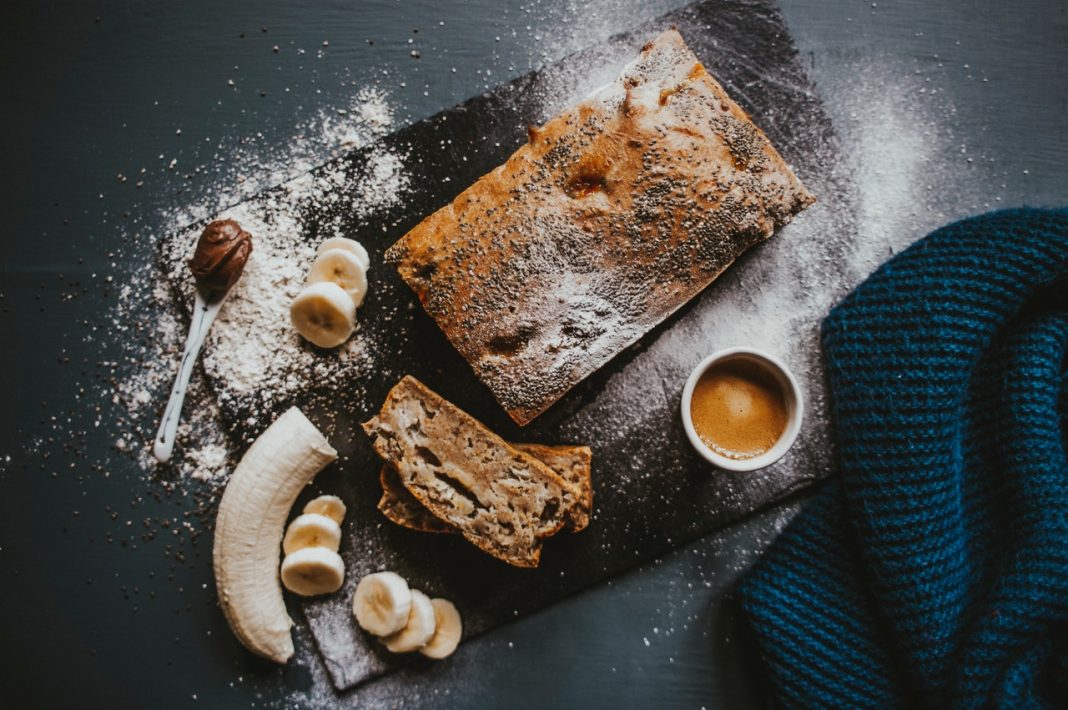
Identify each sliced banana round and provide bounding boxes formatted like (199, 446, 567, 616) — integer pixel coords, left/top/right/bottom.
(303, 494, 347, 525)
(307, 248, 368, 307)
(382, 589, 437, 653)
(353, 572, 413, 636)
(290, 282, 357, 348)
(318, 237, 370, 272)
(280, 547, 345, 597)
(282, 513, 341, 555)
(420, 598, 463, 659)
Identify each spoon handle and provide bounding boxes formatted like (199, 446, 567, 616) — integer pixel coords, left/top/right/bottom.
(152, 290, 224, 462)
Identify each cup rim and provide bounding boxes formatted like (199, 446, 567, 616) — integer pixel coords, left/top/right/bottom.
(679, 347, 804, 472)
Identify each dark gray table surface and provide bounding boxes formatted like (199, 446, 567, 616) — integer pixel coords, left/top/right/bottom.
(1, 0, 1065, 707)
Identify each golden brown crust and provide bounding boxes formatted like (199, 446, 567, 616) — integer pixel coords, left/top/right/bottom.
(387, 30, 814, 425)
(378, 443, 593, 534)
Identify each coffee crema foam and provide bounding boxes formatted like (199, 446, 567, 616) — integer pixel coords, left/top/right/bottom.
(689, 358, 788, 460)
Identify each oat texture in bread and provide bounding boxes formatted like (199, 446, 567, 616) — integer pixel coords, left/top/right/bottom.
(378, 443, 593, 534)
(362, 376, 582, 568)
(377, 463, 455, 534)
(386, 29, 815, 425)
(511, 443, 592, 532)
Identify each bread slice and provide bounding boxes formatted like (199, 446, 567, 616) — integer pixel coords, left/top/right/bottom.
(378, 443, 593, 534)
(386, 29, 815, 425)
(513, 443, 593, 532)
(362, 376, 582, 568)
(378, 463, 455, 534)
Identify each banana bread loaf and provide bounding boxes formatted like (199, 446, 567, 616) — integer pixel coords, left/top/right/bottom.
(386, 30, 814, 424)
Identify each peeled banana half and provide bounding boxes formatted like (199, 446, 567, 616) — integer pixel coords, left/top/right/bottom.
(212, 407, 338, 664)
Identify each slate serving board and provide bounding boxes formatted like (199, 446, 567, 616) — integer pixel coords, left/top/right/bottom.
(160, 0, 851, 693)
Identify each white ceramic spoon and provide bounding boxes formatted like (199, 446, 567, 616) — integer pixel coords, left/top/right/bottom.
(152, 289, 226, 462)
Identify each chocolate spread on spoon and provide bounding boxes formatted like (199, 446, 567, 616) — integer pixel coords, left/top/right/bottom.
(188, 219, 253, 297)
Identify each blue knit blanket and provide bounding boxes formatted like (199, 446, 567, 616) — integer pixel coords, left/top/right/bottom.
(738, 208, 1068, 708)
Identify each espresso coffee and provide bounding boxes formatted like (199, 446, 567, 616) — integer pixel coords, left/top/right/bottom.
(689, 358, 788, 460)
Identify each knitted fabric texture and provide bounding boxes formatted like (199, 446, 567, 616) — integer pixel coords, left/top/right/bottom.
(737, 208, 1068, 708)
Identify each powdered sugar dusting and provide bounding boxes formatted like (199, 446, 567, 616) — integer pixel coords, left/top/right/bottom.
(164, 86, 398, 227)
(187, 442, 230, 482)
(827, 56, 974, 273)
(157, 141, 411, 431)
(110, 86, 403, 488)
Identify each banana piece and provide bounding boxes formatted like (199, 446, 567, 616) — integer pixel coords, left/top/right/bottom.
(317, 237, 370, 272)
(213, 407, 338, 664)
(420, 598, 463, 659)
(352, 571, 412, 636)
(307, 248, 368, 307)
(290, 281, 357, 348)
(382, 589, 437, 653)
(282, 513, 341, 554)
(280, 547, 346, 596)
(303, 494, 347, 525)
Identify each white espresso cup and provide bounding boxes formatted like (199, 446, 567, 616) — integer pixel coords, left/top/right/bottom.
(680, 347, 803, 472)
